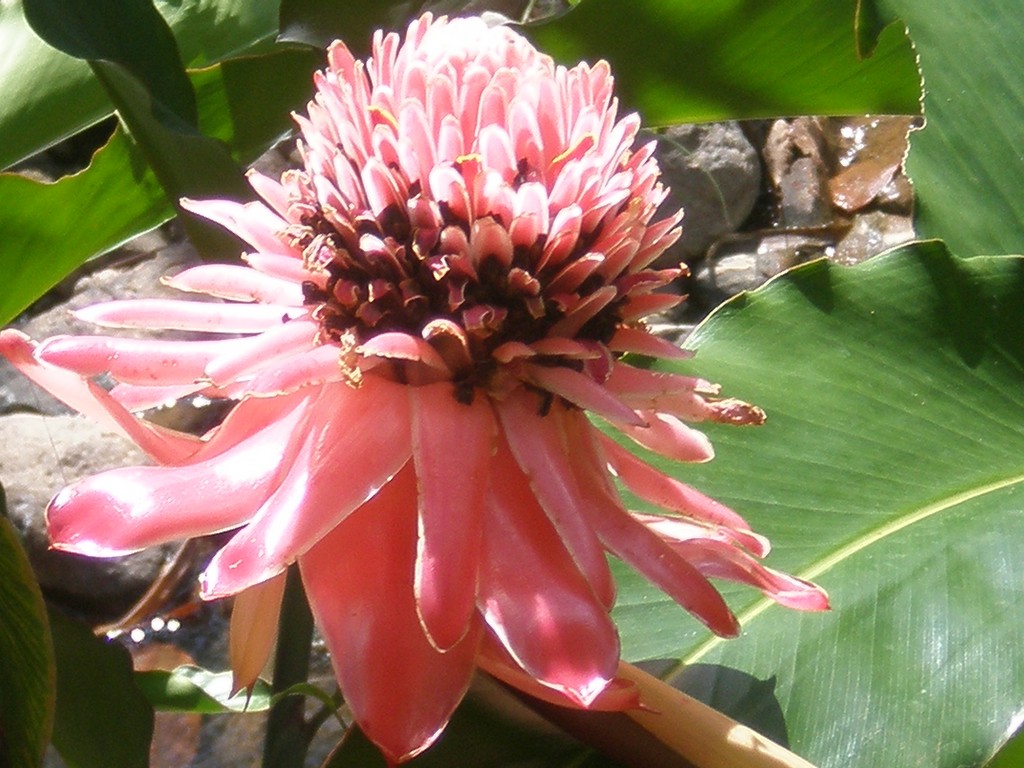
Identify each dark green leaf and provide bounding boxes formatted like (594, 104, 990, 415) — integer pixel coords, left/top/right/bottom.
(0, 0, 280, 170)
(23, 0, 197, 126)
(0, 47, 319, 325)
(88, 59, 252, 257)
(525, 0, 920, 126)
(613, 242, 1024, 768)
(868, 0, 1024, 256)
(135, 666, 272, 714)
(0, 501, 55, 768)
(985, 722, 1024, 768)
(49, 608, 153, 768)
(278, 0, 418, 51)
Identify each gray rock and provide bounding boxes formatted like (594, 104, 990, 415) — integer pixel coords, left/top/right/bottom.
(764, 118, 832, 228)
(832, 210, 915, 266)
(0, 412, 175, 619)
(654, 122, 761, 263)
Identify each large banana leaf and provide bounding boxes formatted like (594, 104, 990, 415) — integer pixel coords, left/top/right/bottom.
(609, 241, 1024, 768)
(525, 0, 920, 125)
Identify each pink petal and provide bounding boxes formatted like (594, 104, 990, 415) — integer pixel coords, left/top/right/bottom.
(619, 291, 685, 322)
(608, 327, 691, 360)
(200, 377, 412, 598)
(240, 344, 349, 397)
(547, 285, 618, 338)
(358, 331, 450, 372)
(618, 411, 715, 463)
(496, 392, 615, 609)
(243, 252, 319, 286)
(568, 421, 739, 637)
(202, 319, 319, 386)
(163, 264, 304, 305)
(180, 198, 293, 255)
(409, 384, 494, 650)
(665, 538, 829, 612)
(299, 467, 480, 763)
(477, 636, 640, 712)
(0, 329, 200, 464)
(478, 439, 619, 706)
(521, 363, 644, 428)
(37, 335, 235, 386)
(75, 299, 301, 333)
(47, 394, 311, 556)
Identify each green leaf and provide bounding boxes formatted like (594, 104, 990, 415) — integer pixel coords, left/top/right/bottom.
(525, 0, 921, 126)
(278, 0, 418, 51)
(0, 496, 55, 768)
(135, 665, 272, 714)
(868, 0, 1024, 256)
(986, 722, 1024, 768)
(0, 0, 280, 170)
(0, 47, 319, 326)
(49, 608, 153, 768)
(612, 242, 1024, 768)
(0, 127, 168, 325)
(23, 0, 198, 126)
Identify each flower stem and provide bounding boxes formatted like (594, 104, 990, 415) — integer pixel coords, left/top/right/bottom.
(618, 662, 821, 768)
(262, 566, 315, 768)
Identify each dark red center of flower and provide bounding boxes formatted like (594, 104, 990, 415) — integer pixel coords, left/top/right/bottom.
(292, 188, 625, 387)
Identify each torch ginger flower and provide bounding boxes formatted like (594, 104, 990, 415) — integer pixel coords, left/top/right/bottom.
(0, 13, 828, 763)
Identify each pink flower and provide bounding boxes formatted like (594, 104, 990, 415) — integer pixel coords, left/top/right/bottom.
(0, 13, 827, 763)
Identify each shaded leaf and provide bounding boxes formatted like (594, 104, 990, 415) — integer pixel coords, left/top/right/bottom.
(0, 0, 280, 170)
(88, 59, 252, 257)
(0, 47, 319, 326)
(135, 665, 272, 714)
(49, 608, 153, 768)
(23, 0, 197, 126)
(0, 500, 55, 768)
(868, 0, 1024, 256)
(525, 0, 920, 126)
(278, 0, 419, 51)
(611, 242, 1024, 768)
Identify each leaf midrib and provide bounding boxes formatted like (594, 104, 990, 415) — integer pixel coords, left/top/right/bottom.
(672, 469, 1024, 672)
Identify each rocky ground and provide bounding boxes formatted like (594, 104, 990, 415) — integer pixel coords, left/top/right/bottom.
(1, 114, 917, 766)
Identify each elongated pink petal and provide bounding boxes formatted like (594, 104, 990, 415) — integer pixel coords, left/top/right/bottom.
(75, 299, 301, 333)
(522, 363, 644, 428)
(202, 319, 319, 386)
(409, 383, 494, 650)
(598, 435, 762, 548)
(568, 420, 739, 637)
(238, 345, 348, 397)
(37, 335, 237, 386)
(476, 636, 641, 712)
(48, 395, 311, 556)
(357, 332, 450, 372)
(299, 467, 481, 763)
(608, 327, 690, 360)
(618, 411, 715, 463)
(0, 329, 200, 463)
(497, 392, 615, 608)
(478, 439, 619, 706)
(200, 378, 412, 598)
(109, 381, 208, 412)
(665, 538, 829, 612)
(163, 264, 304, 305)
(180, 198, 294, 255)
(243, 252, 317, 285)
